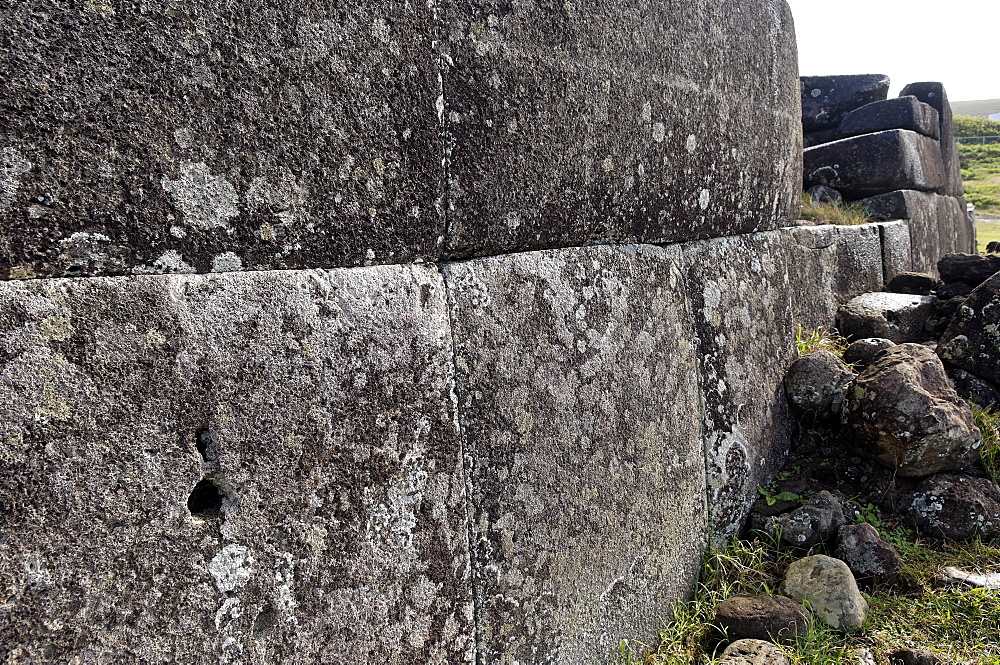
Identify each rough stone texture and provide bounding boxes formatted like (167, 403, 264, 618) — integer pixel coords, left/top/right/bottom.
(835, 523, 902, 583)
(857, 192, 973, 274)
(887, 647, 943, 665)
(843, 338, 895, 369)
(720, 639, 791, 665)
(842, 344, 981, 477)
(800, 75, 891, 132)
(786, 224, 884, 330)
(715, 595, 810, 644)
(445, 244, 706, 665)
(766, 490, 847, 549)
(0, 266, 473, 663)
(837, 292, 934, 343)
(939, 271, 1000, 384)
(900, 83, 964, 198)
(901, 474, 1000, 540)
(945, 365, 1000, 410)
(885, 272, 941, 296)
(876, 221, 914, 282)
(682, 232, 797, 540)
(784, 352, 855, 422)
(0, 1, 445, 279)
(441, 1, 803, 257)
(938, 253, 1000, 287)
(803, 130, 945, 201)
(838, 96, 940, 141)
(781, 555, 868, 631)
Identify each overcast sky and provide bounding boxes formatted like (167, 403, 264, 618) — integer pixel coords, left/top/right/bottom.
(785, 0, 999, 102)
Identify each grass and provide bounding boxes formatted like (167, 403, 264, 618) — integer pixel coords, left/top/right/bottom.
(974, 405, 1000, 485)
(959, 138, 1000, 217)
(977, 220, 1000, 254)
(794, 325, 848, 358)
(799, 194, 873, 226)
(630, 533, 1000, 665)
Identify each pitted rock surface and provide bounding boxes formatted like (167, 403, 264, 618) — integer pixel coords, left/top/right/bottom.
(782, 555, 867, 631)
(843, 338, 895, 369)
(835, 523, 902, 583)
(784, 351, 855, 421)
(900, 82, 964, 198)
(842, 343, 981, 476)
(838, 96, 940, 141)
(902, 474, 1000, 540)
(837, 292, 934, 344)
(715, 595, 810, 644)
(887, 647, 944, 665)
(800, 75, 890, 132)
(766, 490, 847, 549)
(939, 271, 1000, 385)
(719, 638, 791, 665)
(938, 253, 1000, 287)
(885, 272, 941, 296)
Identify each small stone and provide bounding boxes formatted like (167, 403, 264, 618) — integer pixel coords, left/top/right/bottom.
(885, 272, 941, 296)
(715, 594, 811, 643)
(835, 523, 902, 583)
(719, 639, 791, 665)
(782, 555, 868, 631)
(784, 351, 855, 421)
(887, 647, 943, 665)
(901, 474, 1000, 540)
(843, 338, 894, 368)
(767, 491, 846, 549)
(806, 184, 843, 205)
(837, 292, 935, 344)
(851, 647, 877, 665)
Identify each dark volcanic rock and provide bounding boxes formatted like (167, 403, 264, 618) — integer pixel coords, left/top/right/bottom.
(720, 639, 791, 665)
(801, 74, 891, 132)
(843, 338, 895, 368)
(887, 647, 943, 665)
(835, 523, 902, 583)
(837, 292, 934, 343)
(841, 344, 981, 477)
(784, 351, 855, 421)
(767, 490, 847, 549)
(885, 272, 941, 296)
(900, 82, 964, 198)
(838, 96, 940, 140)
(804, 129, 843, 148)
(938, 253, 1000, 287)
(902, 474, 1000, 540)
(936, 281, 973, 299)
(939, 272, 1000, 384)
(715, 595, 811, 644)
(803, 130, 945, 200)
(806, 185, 843, 204)
(945, 365, 1000, 410)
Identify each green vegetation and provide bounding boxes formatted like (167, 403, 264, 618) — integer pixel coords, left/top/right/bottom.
(799, 194, 873, 226)
(794, 325, 848, 358)
(974, 405, 1000, 484)
(623, 534, 1000, 664)
(955, 115, 1000, 139)
(956, 116, 1000, 218)
(978, 219, 1000, 254)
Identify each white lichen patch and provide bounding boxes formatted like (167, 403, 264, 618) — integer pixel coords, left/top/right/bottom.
(161, 162, 240, 231)
(698, 188, 711, 210)
(1, 146, 32, 210)
(245, 167, 308, 225)
(211, 252, 243, 273)
(686, 134, 698, 154)
(152, 250, 196, 274)
(207, 544, 254, 593)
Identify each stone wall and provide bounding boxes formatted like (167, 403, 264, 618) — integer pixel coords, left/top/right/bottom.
(0, 2, 969, 663)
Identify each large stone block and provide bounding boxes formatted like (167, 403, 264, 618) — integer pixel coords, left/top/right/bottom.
(803, 130, 945, 200)
(1, 1, 444, 279)
(0, 266, 472, 663)
(876, 221, 914, 281)
(900, 82, 964, 198)
(800, 74, 890, 132)
(681, 232, 797, 539)
(445, 244, 706, 664)
(441, 1, 802, 257)
(838, 96, 940, 141)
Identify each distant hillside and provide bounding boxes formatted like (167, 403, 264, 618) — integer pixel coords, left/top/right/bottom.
(952, 99, 1000, 118)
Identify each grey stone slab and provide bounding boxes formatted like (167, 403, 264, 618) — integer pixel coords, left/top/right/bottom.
(441, 1, 802, 257)
(444, 244, 706, 664)
(803, 130, 945, 200)
(876, 221, 914, 282)
(800, 74, 890, 132)
(681, 232, 797, 540)
(0, 266, 472, 664)
(900, 83, 964, 198)
(0, 2, 444, 279)
(838, 96, 940, 140)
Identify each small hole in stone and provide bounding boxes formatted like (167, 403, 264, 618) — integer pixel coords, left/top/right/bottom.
(187, 478, 223, 517)
(253, 605, 277, 634)
(195, 429, 213, 461)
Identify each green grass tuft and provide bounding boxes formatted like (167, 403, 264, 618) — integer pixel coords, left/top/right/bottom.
(973, 405, 1000, 484)
(799, 194, 873, 226)
(794, 325, 848, 358)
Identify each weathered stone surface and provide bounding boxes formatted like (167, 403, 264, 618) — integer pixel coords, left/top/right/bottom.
(838, 96, 940, 141)
(445, 244, 706, 664)
(442, 1, 803, 257)
(803, 130, 945, 200)
(843, 338, 895, 369)
(720, 639, 791, 665)
(902, 474, 1000, 540)
(938, 253, 1000, 287)
(900, 83, 964, 198)
(835, 523, 902, 583)
(842, 344, 981, 477)
(767, 490, 847, 548)
(715, 595, 810, 643)
(0, 1, 445, 279)
(887, 647, 943, 665)
(876, 221, 914, 282)
(939, 271, 1000, 384)
(837, 292, 934, 343)
(782, 555, 867, 631)
(784, 352, 855, 422)
(801, 75, 891, 132)
(682, 232, 796, 539)
(885, 272, 941, 296)
(945, 365, 1000, 410)
(806, 185, 843, 204)
(0, 266, 472, 663)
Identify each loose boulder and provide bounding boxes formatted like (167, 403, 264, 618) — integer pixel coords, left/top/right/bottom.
(885, 272, 941, 296)
(838, 96, 940, 141)
(801, 74, 891, 132)
(937, 253, 1000, 287)
(766, 490, 847, 548)
(841, 344, 981, 477)
(715, 594, 811, 644)
(719, 639, 791, 665)
(784, 351, 855, 421)
(837, 293, 934, 343)
(887, 647, 943, 665)
(901, 474, 1000, 540)
(835, 523, 902, 583)
(939, 271, 1000, 385)
(945, 365, 1000, 410)
(782, 555, 867, 631)
(843, 338, 895, 369)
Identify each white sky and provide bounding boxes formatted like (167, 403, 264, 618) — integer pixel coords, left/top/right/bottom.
(785, 0, 1000, 102)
